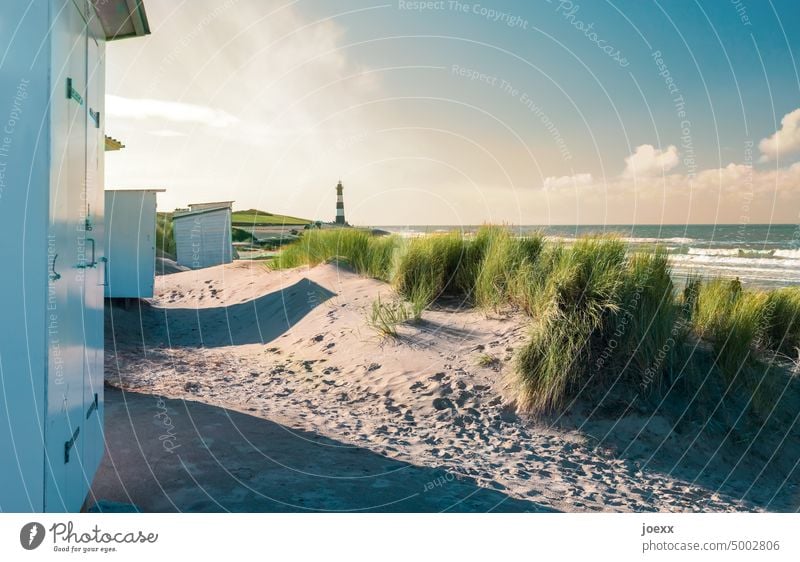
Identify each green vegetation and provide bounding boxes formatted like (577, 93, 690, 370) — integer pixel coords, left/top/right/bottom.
(474, 228, 544, 310)
(693, 279, 759, 380)
(763, 288, 800, 356)
(684, 279, 800, 418)
(231, 208, 311, 226)
(513, 242, 683, 412)
(394, 231, 475, 306)
(476, 353, 501, 369)
(273, 226, 800, 422)
(155, 212, 176, 258)
(231, 227, 256, 243)
(275, 228, 400, 279)
(366, 295, 420, 337)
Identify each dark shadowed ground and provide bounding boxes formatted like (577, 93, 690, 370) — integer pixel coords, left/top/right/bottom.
(89, 388, 552, 513)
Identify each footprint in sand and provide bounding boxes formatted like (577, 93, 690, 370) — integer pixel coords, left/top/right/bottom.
(383, 400, 401, 413)
(184, 381, 201, 392)
(409, 381, 426, 392)
(432, 397, 454, 410)
(454, 390, 474, 407)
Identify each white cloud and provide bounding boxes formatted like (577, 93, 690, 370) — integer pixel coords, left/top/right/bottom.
(542, 173, 594, 190)
(610, 161, 799, 198)
(532, 162, 800, 223)
(693, 162, 752, 186)
(759, 108, 800, 162)
(623, 144, 679, 177)
(106, 95, 239, 128)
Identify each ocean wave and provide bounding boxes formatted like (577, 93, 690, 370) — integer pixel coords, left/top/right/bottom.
(670, 254, 800, 269)
(687, 248, 739, 256)
(681, 247, 800, 259)
(623, 236, 694, 245)
(546, 235, 696, 245)
(685, 247, 778, 258)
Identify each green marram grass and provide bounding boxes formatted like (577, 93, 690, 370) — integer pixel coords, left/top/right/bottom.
(394, 231, 476, 305)
(686, 280, 800, 419)
(472, 227, 545, 311)
(476, 353, 500, 368)
(693, 279, 763, 382)
(274, 228, 399, 280)
(762, 287, 800, 357)
(366, 295, 420, 338)
(273, 226, 799, 420)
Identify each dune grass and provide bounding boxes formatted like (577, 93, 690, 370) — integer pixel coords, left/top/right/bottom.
(693, 279, 763, 381)
(684, 280, 800, 419)
(367, 295, 417, 337)
(473, 227, 545, 310)
(476, 353, 501, 368)
(510, 237, 679, 411)
(273, 226, 798, 420)
(274, 228, 399, 280)
(763, 287, 800, 357)
(394, 231, 475, 305)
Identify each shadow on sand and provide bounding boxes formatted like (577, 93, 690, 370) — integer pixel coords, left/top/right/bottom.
(549, 366, 800, 512)
(107, 278, 335, 349)
(90, 388, 553, 513)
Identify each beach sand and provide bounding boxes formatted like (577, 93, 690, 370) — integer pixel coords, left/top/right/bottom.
(102, 261, 800, 512)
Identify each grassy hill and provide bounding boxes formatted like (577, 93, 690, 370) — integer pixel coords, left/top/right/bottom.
(231, 209, 311, 226)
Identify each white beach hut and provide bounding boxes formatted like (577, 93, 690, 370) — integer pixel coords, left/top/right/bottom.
(173, 201, 234, 269)
(0, 0, 150, 513)
(104, 189, 165, 299)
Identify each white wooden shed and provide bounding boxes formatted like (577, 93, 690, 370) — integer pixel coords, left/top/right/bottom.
(0, 0, 150, 513)
(173, 202, 234, 269)
(104, 189, 165, 298)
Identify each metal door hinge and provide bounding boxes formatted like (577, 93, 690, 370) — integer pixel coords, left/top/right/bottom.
(64, 427, 80, 464)
(86, 393, 98, 419)
(66, 78, 83, 105)
(49, 253, 61, 281)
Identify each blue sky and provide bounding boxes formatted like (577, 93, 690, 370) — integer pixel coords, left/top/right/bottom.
(105, 0, 800, 224)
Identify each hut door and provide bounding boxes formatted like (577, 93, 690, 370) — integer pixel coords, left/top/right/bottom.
(81, 32, 106, 487)
(44, 2, 89, 512)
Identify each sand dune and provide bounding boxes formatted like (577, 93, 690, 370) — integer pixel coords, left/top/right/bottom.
(103, 261, 798, 512)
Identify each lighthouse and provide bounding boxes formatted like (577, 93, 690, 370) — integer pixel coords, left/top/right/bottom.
(335, 180, 346, 225)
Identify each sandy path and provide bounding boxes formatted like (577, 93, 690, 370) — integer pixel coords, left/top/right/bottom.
(104, 261, 793, 512)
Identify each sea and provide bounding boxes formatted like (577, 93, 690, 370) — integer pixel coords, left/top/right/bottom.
(373, 224, 800, 289)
